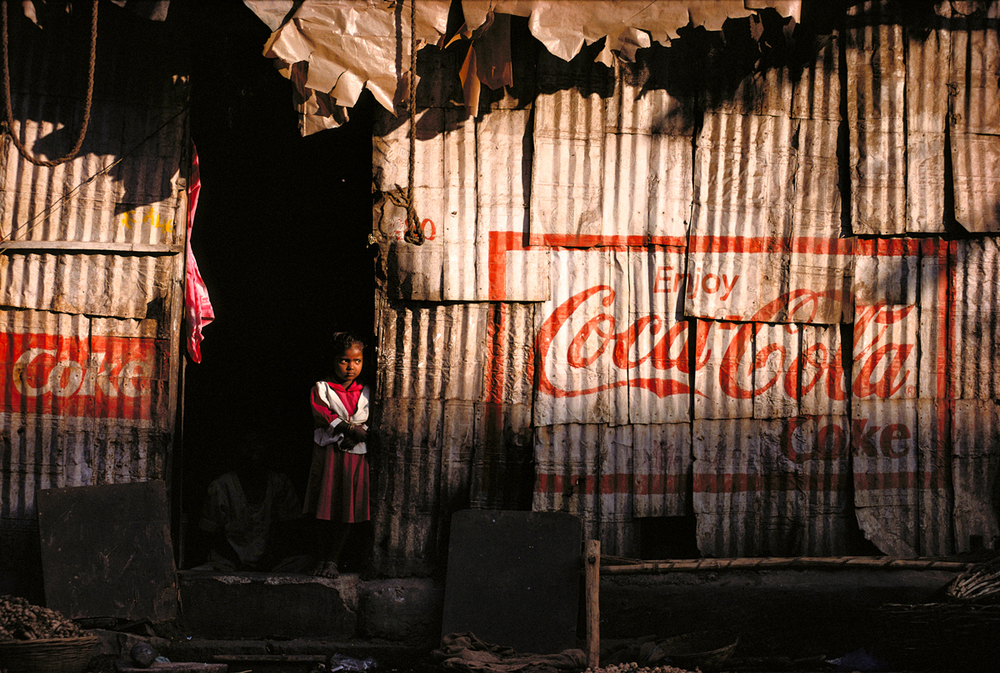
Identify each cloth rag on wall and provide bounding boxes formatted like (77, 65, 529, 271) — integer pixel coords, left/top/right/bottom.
(433, 633, 587, 673)
(185, 146, 215, 363)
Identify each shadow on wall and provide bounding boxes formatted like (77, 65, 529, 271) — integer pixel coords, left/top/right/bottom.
(4, 4, 190, 211)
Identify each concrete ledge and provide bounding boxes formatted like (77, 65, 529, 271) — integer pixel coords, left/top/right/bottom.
(172, 565, 963, 665)
(178, 571, 360, 640)
(599, 568, 957, 659)
(358, 578, 444, 646)
(163, 637, 430, 670)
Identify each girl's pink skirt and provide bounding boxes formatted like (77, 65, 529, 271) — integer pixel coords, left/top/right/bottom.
(306, 447, 370, 523)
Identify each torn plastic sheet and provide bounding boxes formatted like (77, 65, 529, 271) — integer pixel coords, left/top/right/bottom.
(246, 0, 801, 135)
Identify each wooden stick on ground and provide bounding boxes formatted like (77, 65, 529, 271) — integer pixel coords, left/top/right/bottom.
(585, 539, 601, 670)
(599, 556, 971, 575)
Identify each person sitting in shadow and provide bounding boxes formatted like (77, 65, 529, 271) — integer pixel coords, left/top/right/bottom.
(194, 430, 312, 573)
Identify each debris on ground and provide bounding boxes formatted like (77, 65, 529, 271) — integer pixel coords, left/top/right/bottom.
(0, 594, 84, 640)
(585, 664, 696, 673)
(330, 653, 380, 672)
(434, 633, 586, 673)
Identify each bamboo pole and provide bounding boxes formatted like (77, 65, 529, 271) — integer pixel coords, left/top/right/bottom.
(599, 556, 971, 575)
(585, 539, 601, 670)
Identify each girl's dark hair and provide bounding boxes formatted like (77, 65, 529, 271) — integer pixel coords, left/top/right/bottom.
(330, 331, 366, 356)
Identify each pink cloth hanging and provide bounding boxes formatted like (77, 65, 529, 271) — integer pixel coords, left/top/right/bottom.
(185, 147, 215, 363)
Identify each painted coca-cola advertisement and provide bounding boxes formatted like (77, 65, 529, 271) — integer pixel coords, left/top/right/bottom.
(481, 227, 968, 558)
(1, 331, 165, 421)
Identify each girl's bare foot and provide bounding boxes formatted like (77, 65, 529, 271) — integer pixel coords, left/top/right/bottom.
(313, 560, 339, 577)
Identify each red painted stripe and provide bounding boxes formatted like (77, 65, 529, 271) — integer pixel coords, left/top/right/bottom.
(536, 472, 687, 495)
(537, 470, 950, 495)
(693, 471, 851, 493)
(688, 235, 856, 256)
(854, 238, 935, 257)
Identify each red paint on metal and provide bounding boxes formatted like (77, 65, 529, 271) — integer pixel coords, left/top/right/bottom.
(1, 331, 160, 419)
(693, 471, 851, 493)
(536, 472, 686, 495)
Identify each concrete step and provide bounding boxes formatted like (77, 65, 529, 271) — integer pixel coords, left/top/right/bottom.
(176, 571, 443, 647)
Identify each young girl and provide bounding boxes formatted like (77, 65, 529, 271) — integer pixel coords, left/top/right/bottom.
(304, 331, 371, 577)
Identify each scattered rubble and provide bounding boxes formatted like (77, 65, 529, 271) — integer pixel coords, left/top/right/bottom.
(0, 595, 84, 640)
(586, 665, 697, 673)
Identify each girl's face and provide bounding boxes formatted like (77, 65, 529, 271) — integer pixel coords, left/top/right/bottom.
(333, 345, 363, 384)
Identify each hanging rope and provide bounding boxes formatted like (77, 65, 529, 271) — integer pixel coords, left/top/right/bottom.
(403, 0, 424, 245)
(0, 0, 99, 167)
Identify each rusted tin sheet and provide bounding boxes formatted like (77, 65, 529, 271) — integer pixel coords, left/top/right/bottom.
(791, 32, 840, 122)
(852, 399, 952, 557)
(365, 4, 1000, 567)
(691, 110, 795, 246)
(693, 417, 852, 557)
(952, 400, 1000, 554)
(0, 253, 178, 319)
(906, 28, 949, 233)
(372, 397, 474, 573)
(917, 241, 951, 401)
(533, 423, 602, 535)
(531, 422, 640, 557)
(373, 298, 537, 571)
(0, 309, 170, 429)
(533, 421, 690, 556)
(852, 241, 920, 404)
(475, 302, 537, 510)
(790, 35, 841, 235)
(625, 247, 691, 424)
(845, 4, 906, 235)
(533, 248, 620, 425)
(377, 300, 488, 402)
(375, 104, 546, 303)
(530, 88, 608, 242)
(949, 16, 1000, 232)
(631, 422, 691, 518)
(606, 54, 693, 239)
(853, 239, 948, 403)
(799, 324, 849, 418)
(477, 107, 539, 301)
(688, 108, 851, 324)
(0, 8, 186, 592)
(373, 107, 453, 302)
(791, 118, 841, 236)
(951, 132, 1000, 234)
(1, 308, 172, 584)
(753, 323, 803, 420)
(533, 246, 691, 426)
(1, 99, 185, 249)
(695, 320, 752, 420)
(952, 238, 1000, 400)
(471, 402, 534, 510)
(599, 424, 635, 536)
(436, 110, 479, 303)
(484, 301, 537, 407)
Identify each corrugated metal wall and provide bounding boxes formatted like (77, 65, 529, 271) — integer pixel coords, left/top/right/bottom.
(0, 8, 187, 593)
(371, 4, 1000, 574)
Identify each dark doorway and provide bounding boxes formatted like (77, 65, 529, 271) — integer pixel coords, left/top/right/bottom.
(180, 3, 375, 567)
